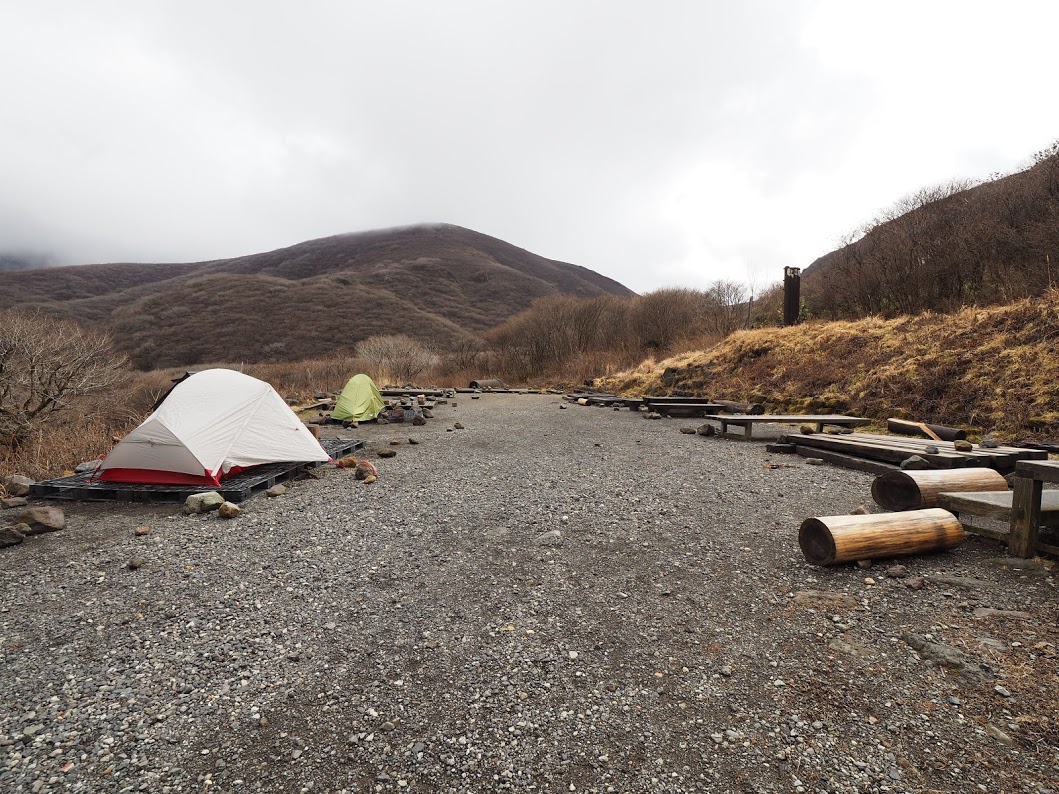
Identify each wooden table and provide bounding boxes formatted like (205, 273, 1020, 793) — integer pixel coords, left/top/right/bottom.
(1010, 460, 1059, 557)
(703, 414, 871, 440)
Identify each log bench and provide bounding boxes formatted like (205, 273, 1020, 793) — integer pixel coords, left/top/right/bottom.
(703, 414, 870, 441)
(937, 459, 1059, 557)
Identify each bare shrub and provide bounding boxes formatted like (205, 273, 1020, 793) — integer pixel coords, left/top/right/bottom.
(355, 334, 440, 384)
(0, 310, 129, 446)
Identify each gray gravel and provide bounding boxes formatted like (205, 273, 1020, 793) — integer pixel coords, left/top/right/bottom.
(1, 394, 1057, 793)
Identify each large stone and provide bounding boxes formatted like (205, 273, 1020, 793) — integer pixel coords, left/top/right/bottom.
(377, 449, 397, 458)
(953, 440, 974, 452)
(0, 525, 26, 548)
(900, 455, 931, 470)
(354, 461, 378, 481)
(4, 475, 34, 497)
(1, 497, 29, 509)
(696, 424, 716, 437)
(183, 491, 225, 514)
(217, 501, 241, 519)
(265, 484, 287, 497)
(75, 460, 102, 474)
(6, 507, 64, 534)
(902, 632, 993, 682)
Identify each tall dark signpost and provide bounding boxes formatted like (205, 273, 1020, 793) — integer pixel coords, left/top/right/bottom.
(783, 266, 801, 326)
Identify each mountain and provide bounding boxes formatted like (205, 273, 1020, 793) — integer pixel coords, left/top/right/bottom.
(0, 224, 634, 369)
(0, 252, 53, 272)
(801, 143, 1059, 318)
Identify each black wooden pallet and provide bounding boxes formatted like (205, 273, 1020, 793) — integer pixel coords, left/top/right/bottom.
(29, 439, 362, 504)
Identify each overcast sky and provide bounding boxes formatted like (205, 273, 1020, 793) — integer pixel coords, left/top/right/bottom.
(2, 1, 1057, 292)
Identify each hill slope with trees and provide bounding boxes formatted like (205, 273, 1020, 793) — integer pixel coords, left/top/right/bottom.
(802, 142, 1059, 317)
(0, 224, 633, 369)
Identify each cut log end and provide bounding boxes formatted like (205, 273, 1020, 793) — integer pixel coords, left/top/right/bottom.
(799, 518, 838, 566)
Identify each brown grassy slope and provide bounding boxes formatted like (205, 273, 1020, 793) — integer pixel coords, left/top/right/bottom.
(0, 224, 633, 368)
(598, 291, 1059, 438)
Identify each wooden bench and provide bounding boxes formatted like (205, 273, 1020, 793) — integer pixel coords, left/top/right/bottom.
(646, 402, 723, 417)
(702, 414, 870, 441)
(1011, 460, 1059, 557)
(937, 459, 1059, 557)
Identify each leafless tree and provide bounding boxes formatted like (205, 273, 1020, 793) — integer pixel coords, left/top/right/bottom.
(0, 310, 129, 445)
(355, 334, 439, 384)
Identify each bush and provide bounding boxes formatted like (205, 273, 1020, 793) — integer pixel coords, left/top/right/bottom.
(0, 310, 129, 446)
(355, 334, 439, 384)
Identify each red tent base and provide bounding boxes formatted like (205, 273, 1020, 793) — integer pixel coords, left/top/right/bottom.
(94, 466, 252, 486)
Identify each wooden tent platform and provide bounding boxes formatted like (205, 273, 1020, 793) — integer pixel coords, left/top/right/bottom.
(28, 439, 362, 504)
(783, 432, 1046, 472)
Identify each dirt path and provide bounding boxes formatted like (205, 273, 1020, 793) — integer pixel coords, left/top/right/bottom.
(1, 394, 1056, 793)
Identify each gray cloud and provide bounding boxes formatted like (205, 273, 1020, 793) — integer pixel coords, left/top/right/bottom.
(2, 1, 1057, 292)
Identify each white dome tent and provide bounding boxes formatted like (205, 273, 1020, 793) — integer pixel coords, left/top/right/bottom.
(96, 369, 329, 486)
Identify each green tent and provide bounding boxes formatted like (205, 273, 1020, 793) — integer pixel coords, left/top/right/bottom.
(332, 374, 385, 422)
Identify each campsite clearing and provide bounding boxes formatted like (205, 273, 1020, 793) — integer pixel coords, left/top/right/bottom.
(0, 394, 1056, 793)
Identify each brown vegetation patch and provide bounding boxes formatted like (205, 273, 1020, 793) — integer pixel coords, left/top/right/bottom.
(599, 291, 1059, 438)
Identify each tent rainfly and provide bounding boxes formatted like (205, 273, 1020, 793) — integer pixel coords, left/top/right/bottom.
(96, 368, 329, 486)
(331, 373, 385, 423)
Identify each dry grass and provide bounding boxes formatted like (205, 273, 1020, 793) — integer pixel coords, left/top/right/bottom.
(599, 291, 1059, 439)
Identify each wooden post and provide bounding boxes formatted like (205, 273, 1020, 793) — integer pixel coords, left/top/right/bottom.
(783, 267, 801, 326)
(1009, 476, 1042, 557)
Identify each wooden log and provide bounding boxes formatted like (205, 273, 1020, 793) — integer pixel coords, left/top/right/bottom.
(714, 399, 765, 415)
(469, 378, 503, 389)
(799, 508, 966, 566)
(886, 418, 967, 442)
(871, 469, 1009, 511)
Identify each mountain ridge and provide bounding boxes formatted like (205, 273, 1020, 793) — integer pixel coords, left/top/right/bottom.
(0, 224, 634, 369)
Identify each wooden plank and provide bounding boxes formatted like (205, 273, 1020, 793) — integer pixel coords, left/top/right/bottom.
(957, 522, 1009, 542)
(1015, 460, 1059, 484)
(794, 445, 899, 475)
(939, 489, 1059, 528)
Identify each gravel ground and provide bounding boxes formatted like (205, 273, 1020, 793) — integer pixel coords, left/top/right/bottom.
(1, 394, 1057, 794)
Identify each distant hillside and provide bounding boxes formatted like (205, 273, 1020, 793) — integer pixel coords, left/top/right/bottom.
(802, 143, 1059, 318)
(0, 252, 52, 272)
(599, 290, 1059, 438)
(0, 224, 634, 369)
